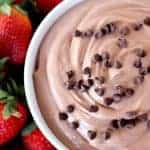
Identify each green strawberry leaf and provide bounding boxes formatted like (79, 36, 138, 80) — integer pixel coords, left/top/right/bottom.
(0, 88, 18, 119)
(6, 95, 15, 101)
(0, 89, 8, 99)
(6, 83, 13, 94)
(10, 79, 19, 94)
(3, 100, 17, 119)
(6, 78, 25, 97)
(0, 3, 12, 15)
(22, 122, 37, 136)
(0, 0, 14, 6)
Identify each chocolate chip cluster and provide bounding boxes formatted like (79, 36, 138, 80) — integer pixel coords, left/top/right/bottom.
(58, 16, 150, 142)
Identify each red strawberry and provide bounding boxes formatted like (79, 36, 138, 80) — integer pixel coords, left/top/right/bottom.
(36, 0, 62, 13)
(15, 0, 23, 3)
(22, 123, 54, 150)
(0, 1, 32, 64)
(0, 89, 27, 145)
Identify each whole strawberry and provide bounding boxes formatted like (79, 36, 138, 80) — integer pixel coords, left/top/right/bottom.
(36, 0, 62, 13)
(0, 0, 32, 64)
(22, 123, 54, 150)
(0, 89, 27, 145)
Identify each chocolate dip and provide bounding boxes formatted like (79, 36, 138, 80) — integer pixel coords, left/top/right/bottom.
(34, 0, 150, 149)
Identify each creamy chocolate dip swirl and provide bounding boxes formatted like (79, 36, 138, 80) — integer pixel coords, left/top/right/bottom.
(34, 0, 150, 149)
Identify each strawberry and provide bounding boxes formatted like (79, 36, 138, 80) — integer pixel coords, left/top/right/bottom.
(15, 0, 23, 3)
(22, 123, 54, 150)
(0, 89, 27, 145)
(36, 0, 62, 13)
(0, 0, 32, 64)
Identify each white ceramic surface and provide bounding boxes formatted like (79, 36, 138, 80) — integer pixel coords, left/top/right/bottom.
(24, 0, 84, 150)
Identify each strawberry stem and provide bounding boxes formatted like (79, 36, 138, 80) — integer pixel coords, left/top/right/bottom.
(0, 90, 9, 100)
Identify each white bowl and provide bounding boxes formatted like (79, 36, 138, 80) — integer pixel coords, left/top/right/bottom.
(24, 0, 84, 149)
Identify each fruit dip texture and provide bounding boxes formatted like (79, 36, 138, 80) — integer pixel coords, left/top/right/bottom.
(34, 0, 150, 149)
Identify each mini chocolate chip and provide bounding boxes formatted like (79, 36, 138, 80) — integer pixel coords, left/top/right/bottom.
(104, 97, 114, 106)
(133, 59, 142, 68)
(98, 76, 106, 84)
(119, 26, 130, 36)
(117, 38, 128, 48)
(113, 94, 122, 103)
(139, 67, 147, 75)
(76, 79, 84, 89)
(83, 29, 94, 37)
(103, 24, 110, 34)
(134, 75, 144, 85)
(88, 130, 97, 140)
(114, 60, 123, 69)
(104, 131, 111, 140)
(95, 76, 105, 84)
(74, 30, 82, 37)
(111, 120, 119, 129)
(132, 23, 143, 31)
(147, 66, 150, 73)
(114, 85, 126, 96)
(101, 28, 107, 36)
(125, 88, 134, 97)
(95, 31, 103, 39)
(67, 105, 75, 113)
(147, 120, 150, 129)
(106, 23, 117, 33)
(59, 112, 68, 120)
(66, 70, 75, 79)
(104, 60, 113, 68)
(102, 24, 114, 34)
(95, 77, 99, 80)
(101, 51, 110, 60)
(95, 87, 105, 96)
(120, 119, 128, 127)
(65, 80, 76, 90)
(137, 113, 148, 122)
(134, 48, 146, 57)
(71, 121, 79, 129)
(126, 119, 136, 128)
(93, 53, 103, 63)
(107, 25, 112, 33)
(83, 67, 91, 77)
(80, 84, 90, 92)
(89, 105, 99, 112)
(87, 79, 94, 86)
(144, 16, 150, 26)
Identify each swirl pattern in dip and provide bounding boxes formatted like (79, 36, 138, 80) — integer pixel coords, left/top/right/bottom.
(34, 0, 150, 149)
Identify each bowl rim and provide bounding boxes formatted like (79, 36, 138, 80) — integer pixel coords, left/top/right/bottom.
(24, 0, 84, 150)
